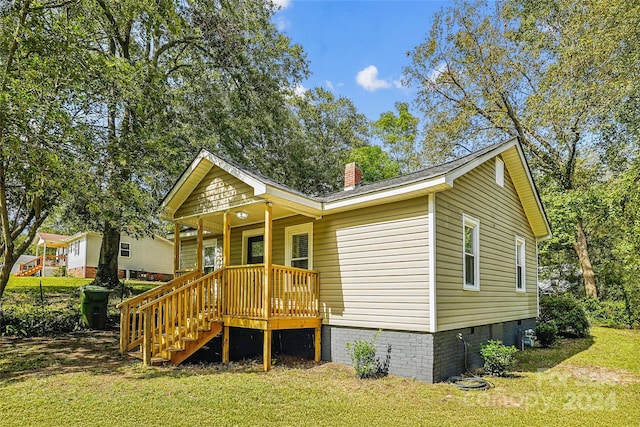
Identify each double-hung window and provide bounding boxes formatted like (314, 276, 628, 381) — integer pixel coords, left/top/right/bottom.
(285, 223, 313, 269)
(515, 236, 526, 291)
(120, 242, 131, 258)
(463, 214, 480, 290)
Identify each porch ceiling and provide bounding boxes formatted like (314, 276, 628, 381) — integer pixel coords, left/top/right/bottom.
(177, 201, 303, 234)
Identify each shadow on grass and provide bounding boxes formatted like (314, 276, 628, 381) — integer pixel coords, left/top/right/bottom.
(0, 330, 322, 386)
(0, 331, 132, 386)
(515, 335, 595, 373)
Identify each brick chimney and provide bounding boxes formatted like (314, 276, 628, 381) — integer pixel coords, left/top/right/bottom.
(344, 162, 362, 191)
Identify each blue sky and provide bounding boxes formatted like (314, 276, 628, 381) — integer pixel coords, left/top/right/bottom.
(272, 0, 449, 121)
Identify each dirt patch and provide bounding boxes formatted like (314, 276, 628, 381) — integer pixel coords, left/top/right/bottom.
(557, 364, 639, 386)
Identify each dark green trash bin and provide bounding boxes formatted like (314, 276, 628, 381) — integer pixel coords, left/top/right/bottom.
(80, 285, 111, 329)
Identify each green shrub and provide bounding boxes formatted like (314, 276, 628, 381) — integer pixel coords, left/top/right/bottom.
(0, 304, 84, 337)
(583, 298, 638, 328)
(346, 331, 391, 379)
(535, 322, 558, 347)
(539, 294, 590, 337)
(480, 340, 518, 376)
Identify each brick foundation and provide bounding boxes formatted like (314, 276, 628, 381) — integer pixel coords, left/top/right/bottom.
(322, 318, 536, 383)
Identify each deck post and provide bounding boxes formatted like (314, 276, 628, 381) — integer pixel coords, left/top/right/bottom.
(120, 304, 130, 355)
(142, 309, 152, 366)
(196, 217, 203, 274)
(222, 325, 230, 364)
(263, 329, 272, 371)
(263, 203, 272, 319)
(314, 326, 321, 362)
(223, 212, 230, 267)
(173, 223, 180, 276)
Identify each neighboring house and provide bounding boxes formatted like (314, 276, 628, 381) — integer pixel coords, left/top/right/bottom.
(15, 231, 174, 281)
(122, 139, 550, 382)
(65, 232, 174, 280)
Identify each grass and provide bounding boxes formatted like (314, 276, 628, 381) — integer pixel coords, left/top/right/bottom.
(1, 277, 159, 336)
(0, 326, 638, 426)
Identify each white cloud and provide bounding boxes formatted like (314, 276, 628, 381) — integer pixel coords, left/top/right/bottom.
(428, 61, 447, 83)
(393, 79, 404, 89)
(356, 65, 392, 92)
(293, 83, 307, 97)
(325, 80, 334, 91)
(274, 15, 290, 31)
(272, 0, 291, 10)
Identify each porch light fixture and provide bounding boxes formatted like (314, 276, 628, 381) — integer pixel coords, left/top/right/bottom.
(235, 211, 249, 220)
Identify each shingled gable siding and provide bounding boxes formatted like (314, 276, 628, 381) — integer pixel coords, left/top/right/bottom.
(174, 166, 254, 219)
(435, 155, 538, 331)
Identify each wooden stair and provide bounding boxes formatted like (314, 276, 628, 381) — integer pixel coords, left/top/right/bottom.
(14, 264, 42, 277)
(128, 318, 223, 366)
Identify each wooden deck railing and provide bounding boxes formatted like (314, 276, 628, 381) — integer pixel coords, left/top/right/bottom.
(271, 265, 319, 318)
(117, 270, 201, 354)
(15, 255, 67, 276)
(122, 264, 319, 364)
(137, 269, 224, 364)
(225, 265, 265, 317)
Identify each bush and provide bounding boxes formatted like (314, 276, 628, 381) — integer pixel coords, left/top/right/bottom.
(539, 294, 590, 337)
(583, 298, 638, 328)
(535, 322, 558, 347)
(480, 340, 518, 376)
(0, 304, 83, 337)
(346, 331, 391, 379)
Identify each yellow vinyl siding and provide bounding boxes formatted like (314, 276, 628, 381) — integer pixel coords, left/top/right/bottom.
(435, 156, 537, 331)
(225, 199, 430, 331)
(175, 166, 254, 219)
(179, 236, 219, 270)
(315, 197, 430, 332)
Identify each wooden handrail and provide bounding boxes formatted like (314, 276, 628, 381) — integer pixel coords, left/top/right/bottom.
(118, 269, 201, 354)
(126, 264, 320, 364)
(139, 269, 224, 365)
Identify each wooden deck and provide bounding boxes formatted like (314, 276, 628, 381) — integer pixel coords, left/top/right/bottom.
(14, 255, 66, 277)
(118, 264, 321, 371)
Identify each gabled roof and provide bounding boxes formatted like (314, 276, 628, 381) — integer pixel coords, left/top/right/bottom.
(163, 140, 551, 239)
(32, 232, 71, 248)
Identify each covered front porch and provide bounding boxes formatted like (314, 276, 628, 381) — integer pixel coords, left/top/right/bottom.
(120, 201, 321, 371)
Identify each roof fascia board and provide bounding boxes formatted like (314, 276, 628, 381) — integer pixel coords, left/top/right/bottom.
(512, 143, 552, 240)
(446, 140, 518, 183)
(162, 151, 212, 211)
(323, 176, 450, 212)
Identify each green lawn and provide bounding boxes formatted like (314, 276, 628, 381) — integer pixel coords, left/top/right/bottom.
(0, 326, 638, 427)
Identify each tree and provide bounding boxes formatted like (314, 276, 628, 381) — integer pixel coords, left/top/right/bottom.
(56, 0, 309, 287)
(284, 87, 370, 195)
(372, 102, 421, 173)
(404, 0, 640, 298)
(0, 1, 89, 301)
(346, 146, 401, 183)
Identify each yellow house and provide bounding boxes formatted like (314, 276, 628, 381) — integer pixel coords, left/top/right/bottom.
(119, 139, 550, 382)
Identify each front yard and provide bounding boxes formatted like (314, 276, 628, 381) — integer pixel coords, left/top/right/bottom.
(0, 326, 638, 426)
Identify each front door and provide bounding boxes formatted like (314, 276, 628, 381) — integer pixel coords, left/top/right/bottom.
(246, 235, 264, 264)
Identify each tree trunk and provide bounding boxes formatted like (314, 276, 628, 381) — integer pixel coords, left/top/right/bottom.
(0, 256, 13, 310)
(573, 218, 597, 299)
(94, 226, 121, 288)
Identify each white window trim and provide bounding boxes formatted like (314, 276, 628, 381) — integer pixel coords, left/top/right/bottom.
(285, 223, 313, 269)
(203, 238, 218, 272)
(241, 228, 264, 264)
(120, 241, 131, 258)
(462, 214, 480, 291)
(495, 157, 505, 187)
(515, 236, 526, 292)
